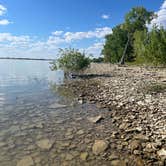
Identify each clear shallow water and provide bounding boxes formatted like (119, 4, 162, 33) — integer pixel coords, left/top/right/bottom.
(0, 60, 112, 166)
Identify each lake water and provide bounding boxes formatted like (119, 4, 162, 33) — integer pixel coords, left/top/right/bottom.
(0, 60, 112, 166)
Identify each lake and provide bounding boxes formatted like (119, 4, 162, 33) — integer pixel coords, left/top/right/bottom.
(0, 59, 112, 166)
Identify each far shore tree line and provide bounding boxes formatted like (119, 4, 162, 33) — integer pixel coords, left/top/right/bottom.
(52, 6, 166, 72)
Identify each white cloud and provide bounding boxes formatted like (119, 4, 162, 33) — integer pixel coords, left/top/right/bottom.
(51, 31, 64, 36)
(0, 27, 112, 58)
(0, 19, 11, 25)
(0, 33, 30, 43)
(101, 14, 110, 20)
(150, 0, 166, 28)
(0, 4, 7, 16)
(64, 27, 112, 42)
(86, 42, 104, 57)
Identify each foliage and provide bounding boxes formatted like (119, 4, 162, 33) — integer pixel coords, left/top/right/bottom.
(102, 25, 133, 63)
(134, 27, 166, 65)
(102, 7, 154, 64)
(91, 57, 104, 63)
(51, 48, 90, 72)
(124, 7, 154, 33)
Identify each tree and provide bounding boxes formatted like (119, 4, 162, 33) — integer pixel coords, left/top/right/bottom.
(102, 25, 133, 63)
(102, 7, 154, 64)
(133, 27, 166, 65)
(51, 48, 90, 72)
(124, 7, 154, 33)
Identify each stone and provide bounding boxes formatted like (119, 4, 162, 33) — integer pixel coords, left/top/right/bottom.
(36, 139, 53, 150)
(48, 103, 67, 109)
(88, 115, 103, 123)
(129, 140, 141, 151)
(108, 153, 119, 160)
(92, 140, 108, 155)
(134, 134, 149, 141)
(135, 157, 145, 166)
(17, 156, 34, 166)
(76, 130, 84, 135)
(80, 152, 88, 161)
(65, 153, 74, 160)
(110, 160, 126, 166)
(157, 149, 166, 159)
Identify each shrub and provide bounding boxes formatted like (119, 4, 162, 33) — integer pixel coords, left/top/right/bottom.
(51, 48, 90, 72)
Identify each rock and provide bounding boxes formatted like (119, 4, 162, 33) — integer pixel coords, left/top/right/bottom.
(92, 140, 108, 155)
(108, 153, 119, 160)
(76, 130, 84, 135)
(48, 103, 67, 109)
(157, 149, 166, 159)
(65, 153, 74, 160)
(110, 160, 126, 166)
(78, 100, 84, 104)
(134, 134, 149, 141)
(17, 156, 34, 166)
(80, 152, 88, 161)
(135, 157, 145, 166)
(129, 140, 141, 151)
(88, 115, 103, 123)
(36, 139, 53, 150)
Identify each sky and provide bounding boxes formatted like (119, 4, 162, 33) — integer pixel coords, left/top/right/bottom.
(0, 0, 165, 58)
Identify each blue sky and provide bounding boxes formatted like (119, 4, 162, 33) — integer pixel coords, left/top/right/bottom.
(0, 0, 165, 58)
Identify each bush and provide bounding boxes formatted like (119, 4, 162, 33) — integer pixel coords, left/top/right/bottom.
(51, 48, 90, 72)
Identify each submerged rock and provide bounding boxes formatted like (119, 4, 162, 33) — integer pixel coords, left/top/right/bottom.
(17, 156, 34, 166)
(36, 139, 53, 150)
(92, 140, 108, 155)
(80, 152, 88, 161)
(48, 103, 67, 109)
(88, 115, 103, 123)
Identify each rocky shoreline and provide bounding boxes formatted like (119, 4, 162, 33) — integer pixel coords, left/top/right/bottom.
(65, 64, 166, 166)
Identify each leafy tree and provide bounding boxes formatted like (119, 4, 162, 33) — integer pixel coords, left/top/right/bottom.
(133, 27, 166, 65)
(102, 7, 154, 64)
(124, 7, 154, 33)
(102, 25, 133, 63)
(51, 48, 90, 72)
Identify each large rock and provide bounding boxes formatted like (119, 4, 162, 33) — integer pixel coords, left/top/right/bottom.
(92, 140, 108, 155)
(80, 152, 88, 161)
(17, 156, 34, 166)
(88, 115, 103, 123)
(36, 139, 53, 150)
(157, 149, 166, 159)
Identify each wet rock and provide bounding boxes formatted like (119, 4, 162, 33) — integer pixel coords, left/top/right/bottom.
(80, 152, 88, 161)
(17, 156, 34, 166)
(88, 115, 103, 123)
(36, 139, 53, 150)
(76, 130, 84, 135)
(65, 153, 74, 160)
(92, 140, 108, 155)
(48, 103, 67, 109)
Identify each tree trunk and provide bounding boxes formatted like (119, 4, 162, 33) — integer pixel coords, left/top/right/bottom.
(119, 34, 130, 65)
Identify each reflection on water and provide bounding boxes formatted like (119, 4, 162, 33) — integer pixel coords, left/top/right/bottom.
(0, 60, 112, 166)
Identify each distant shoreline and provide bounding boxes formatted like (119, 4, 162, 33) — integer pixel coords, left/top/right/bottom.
(0, 57, 55, 61)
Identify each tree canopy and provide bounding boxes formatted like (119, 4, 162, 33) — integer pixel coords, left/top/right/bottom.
(102, 7, 154, 64)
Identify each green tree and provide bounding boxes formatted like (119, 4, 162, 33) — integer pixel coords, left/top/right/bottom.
(133, 27, 166, 65)
(124, 7, 154, 33)
(102, 25, 133, 63)
(102, 7, 154, 64)
(51, 48, 90, 72)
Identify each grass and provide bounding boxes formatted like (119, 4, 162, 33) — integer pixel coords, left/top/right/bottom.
(146, 83, 166, 94)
